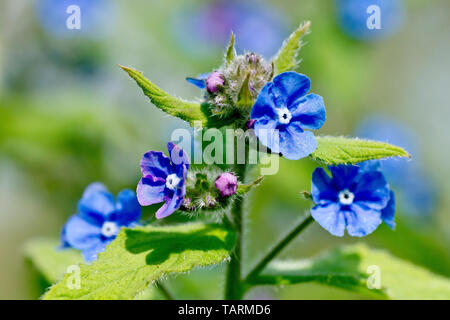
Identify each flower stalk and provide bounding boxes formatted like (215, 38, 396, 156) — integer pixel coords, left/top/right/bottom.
(244, 214, 314, 284)
(224, 147, 248, 300)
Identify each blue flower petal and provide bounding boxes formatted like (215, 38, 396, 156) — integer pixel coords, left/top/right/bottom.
(253, 120, 279, 152)
(279, 127, 317, 160)
(81, 241, 110, 263)
(353, 171, 390, 210)
(250, 84, 278, 121)
(155, 189, 185, 219)
(59, 224, 71, 249)
(345, 204, 382, 237)
(113, 189, 141, 226)
(381, 191, 396, 229)
(140, 151, 172, 179)
(311, 167, 337, 204)
(358, 160, 381, 172)
(64, 214, 102, 250)
(311, 202, 345, 237)
(167, 142, 190, 170)
(77, 183, 115, 225)
(329, 165, 360, 190)
(186, 74, 208, 89)
(272, 72, 311, 106)
(136, 176, 166, 206)
(291, 93, 326, 130)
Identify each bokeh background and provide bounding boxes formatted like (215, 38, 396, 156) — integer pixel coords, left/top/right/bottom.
(0, 0, 449, 299)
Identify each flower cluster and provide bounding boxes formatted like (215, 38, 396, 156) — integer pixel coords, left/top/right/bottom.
(60, 183, 141, 262)
(61, 147, 240, 261)
(310, 162, 395, 237)
(59, 24, 404, 267)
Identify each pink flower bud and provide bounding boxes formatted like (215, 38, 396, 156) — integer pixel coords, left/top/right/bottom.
(206, 71, 225, 93)
(215, 173, 238, 197)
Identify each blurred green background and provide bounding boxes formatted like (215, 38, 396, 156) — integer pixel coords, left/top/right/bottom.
(0, 0, 449, 299)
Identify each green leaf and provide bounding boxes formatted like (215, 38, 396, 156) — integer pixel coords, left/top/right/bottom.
(272, 21, 310, 74)
(119, 65, 208, 126)
(43, 223, 235, 300)
(237, 73, 252, 109)
(132, 287, 161, 300)
(249, 244, 450, 300)
(225, 32, 236, 65)
(24, 238, 83, 284)
(310, 136, 411, 165)
(237, 176, 264, 195)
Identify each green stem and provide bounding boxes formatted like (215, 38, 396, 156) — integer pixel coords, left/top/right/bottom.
(224, 162, 247, 300)
(244, 214, 314, 283)
(156, 281, 175, 300)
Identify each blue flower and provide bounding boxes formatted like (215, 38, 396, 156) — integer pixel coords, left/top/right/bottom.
(336, 0, 405, 41)
(137, 142, 189, 219)
(61, 183, 141, 262)
(250, 72, 326, 160)
(356, 116, 436, 217)
(310, 162, 395, 237)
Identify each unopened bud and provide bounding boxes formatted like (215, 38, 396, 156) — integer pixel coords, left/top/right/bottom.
(215, 173, 238, 197)
(206, 71, 225, 93)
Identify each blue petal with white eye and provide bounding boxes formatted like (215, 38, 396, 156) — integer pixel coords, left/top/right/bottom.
(310, 162, 396, 237)
(136, 143, 189, 219)
(250, 72, 326, 160)
(60, 184, 141, 262)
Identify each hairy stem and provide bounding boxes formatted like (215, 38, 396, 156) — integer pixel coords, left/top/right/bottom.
(244, 214, 314, 283)
(224, 162, 248, 300)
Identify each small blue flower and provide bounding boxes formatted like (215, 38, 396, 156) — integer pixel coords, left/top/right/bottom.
(310, 163, 395, 237)
(250, 72, 326, 160)
(61, 183, 141, 262)
(137, 142, 189, 219)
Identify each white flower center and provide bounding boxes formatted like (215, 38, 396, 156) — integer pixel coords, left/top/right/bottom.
(339, 189, 355, 205)
(101, 221, 119, 238)
(277, 107, 292, 124)
(166, 173, 181, 190)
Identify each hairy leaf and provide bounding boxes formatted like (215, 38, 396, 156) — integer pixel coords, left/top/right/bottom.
(24, 239, 83, 284)
(237, 73, 252, 109)
(44, 223, 234, 300)
(249, 244, 450, 299)
(310, 136, 410, 165)
(272, 21, 310, 74)
(225, 32, 236, 65)
(120, 65, 209, 126)
(237, 176, 264, 195)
